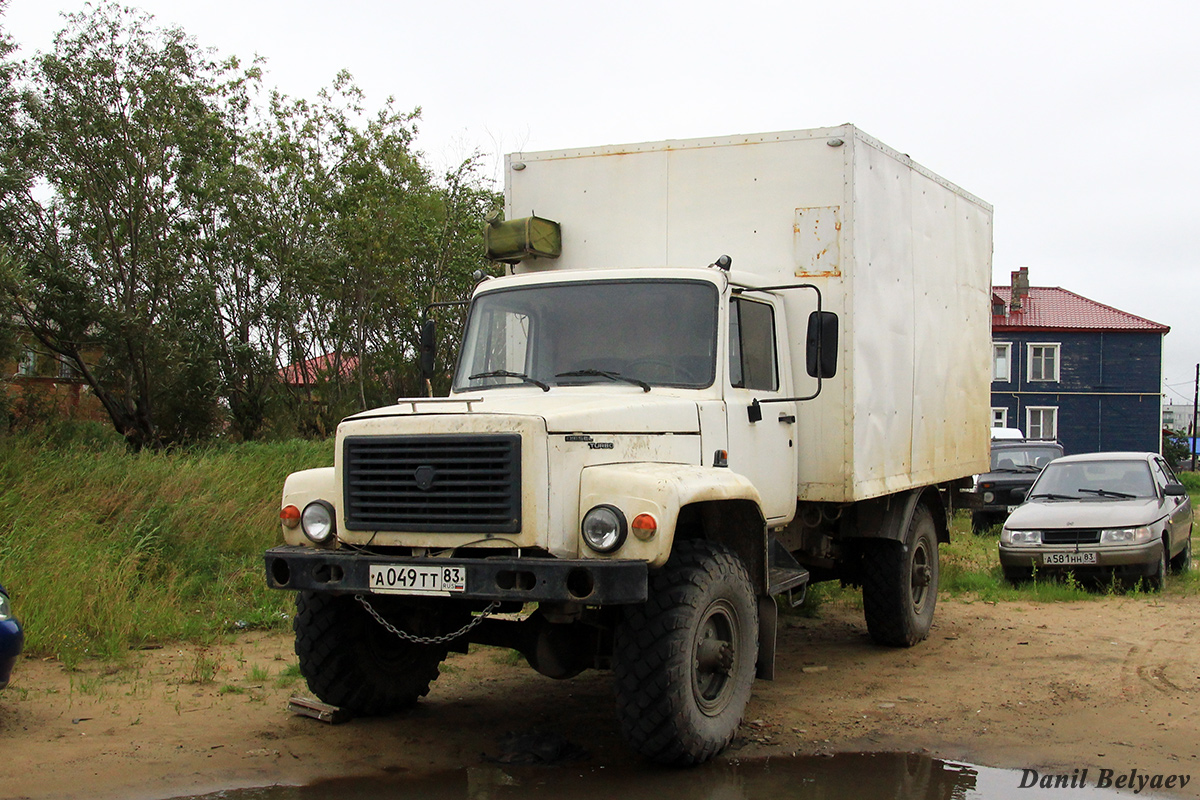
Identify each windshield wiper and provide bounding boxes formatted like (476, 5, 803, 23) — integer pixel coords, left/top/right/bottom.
(556, 369, 651, 393)
(1078, 488, 1137, 499)
(1029, 492, 1078, 500)
(468, 370, 550, 392)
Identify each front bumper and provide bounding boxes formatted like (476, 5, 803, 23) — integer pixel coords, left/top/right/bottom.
(265, 545, 648, 605)
(998, 541, 1162, 576)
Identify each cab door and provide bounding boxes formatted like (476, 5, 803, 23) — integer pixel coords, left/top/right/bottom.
(724, 295, 797, 523)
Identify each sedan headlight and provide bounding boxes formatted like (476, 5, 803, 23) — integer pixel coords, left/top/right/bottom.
(1001, 529, 1042, 545)
(300, 500, 337, 543)
(1100, 526, 1155, 544)
(581, 504, 627, 553)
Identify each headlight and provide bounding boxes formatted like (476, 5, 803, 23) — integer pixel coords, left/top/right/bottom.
(0, 593, 11, 622)
(1100, 526, 1155, 544)
(982, 491, 995, 504)
(300, 500, 337, 543)
(1001, 529, 1042, 545)
(581, 505, 627, 553)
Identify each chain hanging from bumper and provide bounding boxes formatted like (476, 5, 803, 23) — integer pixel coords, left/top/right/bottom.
(355, 594, 500, 646)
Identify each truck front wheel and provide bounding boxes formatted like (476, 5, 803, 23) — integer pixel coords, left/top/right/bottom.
(293, 591, 448, 715)
(861, 504, 939, 647)
(614, 540, 758, 765)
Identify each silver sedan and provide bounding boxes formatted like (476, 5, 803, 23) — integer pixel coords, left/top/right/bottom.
(998, 452, 1193, 589)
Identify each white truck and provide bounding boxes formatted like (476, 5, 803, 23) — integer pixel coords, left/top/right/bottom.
(265, 125, 993, 765)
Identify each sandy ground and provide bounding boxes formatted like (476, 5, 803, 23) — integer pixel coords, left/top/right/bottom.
(1, 593, 1198, 800)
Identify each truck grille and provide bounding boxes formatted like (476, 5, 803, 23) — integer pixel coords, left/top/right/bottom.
(342, 435, 522, 533)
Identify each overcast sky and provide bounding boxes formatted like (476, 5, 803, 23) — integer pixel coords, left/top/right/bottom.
(4, 0, 1198, 404)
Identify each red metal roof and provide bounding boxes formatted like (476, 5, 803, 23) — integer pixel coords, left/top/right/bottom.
(278, 353, 360, 386)
(992, 286, 1169, 333)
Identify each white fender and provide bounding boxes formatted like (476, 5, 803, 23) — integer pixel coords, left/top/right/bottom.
(579, 463, 763, 567)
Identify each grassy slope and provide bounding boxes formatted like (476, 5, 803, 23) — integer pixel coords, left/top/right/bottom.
(2, 430, 1195, 666)
(0, 432, 332, 666)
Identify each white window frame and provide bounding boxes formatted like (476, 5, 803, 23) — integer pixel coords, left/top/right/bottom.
(991, 342, 1012, 382)
(1026, 406, 1058, 441)
(18, 347, 36, 376)
(991, 408, 1008, 428)
(1027, 343, 1060, 382)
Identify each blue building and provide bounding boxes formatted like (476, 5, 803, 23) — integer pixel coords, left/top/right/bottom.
(991, 268, 1169, 455)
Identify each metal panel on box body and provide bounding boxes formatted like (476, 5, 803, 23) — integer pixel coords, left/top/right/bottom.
(507, 128, 849, 276)
(795, 135, 990, 501)
(503, 126, 992, 503)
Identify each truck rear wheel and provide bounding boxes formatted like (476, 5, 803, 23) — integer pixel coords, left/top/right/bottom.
(293, 591, 448, 715)
(613, 540, 758, 765)
(861, 504, 939, 647)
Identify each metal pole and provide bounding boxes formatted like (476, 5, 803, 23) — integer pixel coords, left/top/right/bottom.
(1191, 363, 1198, 472)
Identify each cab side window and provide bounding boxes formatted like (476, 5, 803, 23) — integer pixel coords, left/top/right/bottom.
(729, 298, 778, 391)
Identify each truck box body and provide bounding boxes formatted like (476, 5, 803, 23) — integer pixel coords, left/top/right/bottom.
(503, 125, 993, 503)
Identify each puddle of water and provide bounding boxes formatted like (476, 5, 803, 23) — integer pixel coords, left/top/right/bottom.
(170, 752, 1176, 800)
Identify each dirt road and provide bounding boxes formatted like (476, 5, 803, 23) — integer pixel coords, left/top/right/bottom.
(1, 593, 1197, 799)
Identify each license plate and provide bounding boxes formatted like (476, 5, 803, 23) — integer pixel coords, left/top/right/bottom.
(1043, 552, 1098, 566)
(368, 564, 466, 596)
(1007, 505, 1020, 513)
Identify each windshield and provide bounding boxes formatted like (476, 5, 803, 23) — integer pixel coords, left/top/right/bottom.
(453, 279, 719, 392)
(989, 445, 1062, 471)
(1031, 459, 1156, 499)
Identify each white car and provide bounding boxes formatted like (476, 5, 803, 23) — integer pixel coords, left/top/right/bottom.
(999, 452, 1193, 589)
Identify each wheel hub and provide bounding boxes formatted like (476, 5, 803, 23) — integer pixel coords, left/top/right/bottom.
(693, 600, 740, 715)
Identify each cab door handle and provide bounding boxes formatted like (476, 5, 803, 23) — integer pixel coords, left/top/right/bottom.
(778, 414, 796, 424)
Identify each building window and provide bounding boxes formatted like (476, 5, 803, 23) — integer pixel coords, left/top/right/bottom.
(1028, 343, 1059, 382)
(17, 347, 37, 376)
(992, 342, 1011, 382)
(57, 357, 78, 379)
(1027, 407, 1058, 440)
(991, 408, 1008, 428)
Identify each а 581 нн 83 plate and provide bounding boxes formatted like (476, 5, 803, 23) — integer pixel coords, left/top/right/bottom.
(1043, 552, 1098, 566)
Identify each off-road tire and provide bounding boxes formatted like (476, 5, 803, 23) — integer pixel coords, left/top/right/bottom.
(861, 504, 939, 647)
(1170, 535, 1192, 575)
(613, 540, 758, 765)
(293, 591, 448, 715)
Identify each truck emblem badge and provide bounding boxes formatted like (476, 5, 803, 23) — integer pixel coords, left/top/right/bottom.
(588, 442, 615, 450)
(414, 465, 437, 491)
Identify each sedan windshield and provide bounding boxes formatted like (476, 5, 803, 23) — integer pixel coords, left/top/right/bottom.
(454, 280, 718, 391)
(1031, 460, 1156, 500)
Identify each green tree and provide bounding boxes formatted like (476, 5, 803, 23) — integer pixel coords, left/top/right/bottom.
(260, 76, 497, 434)
(0, 4, 250, 449)
(1163, 429, 1191, 470)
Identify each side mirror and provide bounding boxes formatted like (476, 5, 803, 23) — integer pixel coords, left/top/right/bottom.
(1010, 488, 1027, 504)
(806, 311, 839, 379)
(419, 318, 437, 379)
(1164, 483, 1187, 497)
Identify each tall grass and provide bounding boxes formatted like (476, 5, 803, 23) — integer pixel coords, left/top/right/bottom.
(0, 430, 332, 666)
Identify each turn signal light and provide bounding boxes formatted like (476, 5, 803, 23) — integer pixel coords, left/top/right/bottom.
(632, 513, 658, 540)
(280, 505, 301, 529)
